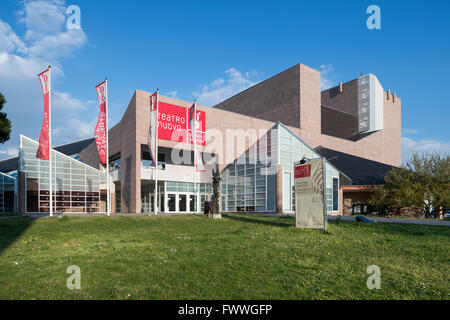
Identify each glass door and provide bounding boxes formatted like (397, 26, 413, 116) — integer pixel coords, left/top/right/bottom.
(168, 194, 176, 212)
(189, 194, 195, 212)
(178, 194, 187, 212)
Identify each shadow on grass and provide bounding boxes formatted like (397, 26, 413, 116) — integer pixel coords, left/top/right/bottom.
(0, 217, 34, 254)
(223, 214, 294, 228)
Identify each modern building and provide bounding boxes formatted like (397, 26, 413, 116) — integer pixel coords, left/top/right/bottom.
(1, 62, 402, 215)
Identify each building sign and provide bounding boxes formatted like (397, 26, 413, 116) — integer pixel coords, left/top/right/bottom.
(294, 164, 311, 178)
(158, 102, 205, 146)
(294, 158, 326, 230)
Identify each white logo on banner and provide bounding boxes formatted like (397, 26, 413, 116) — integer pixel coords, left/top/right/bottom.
(39, 72, 49, 95)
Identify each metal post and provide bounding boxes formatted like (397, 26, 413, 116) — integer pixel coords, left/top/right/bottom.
(153, 89, 159, 215)
(48, 66, 53, 217)
(322, 157, 327, 232)
(105, 78, 110, 216)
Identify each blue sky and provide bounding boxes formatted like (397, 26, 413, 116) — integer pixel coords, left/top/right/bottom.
(0, 0, 449, 163)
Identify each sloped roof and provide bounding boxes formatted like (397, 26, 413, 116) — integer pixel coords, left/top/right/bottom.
(0, 137, 95, 173)
(314, 147, 398, 186)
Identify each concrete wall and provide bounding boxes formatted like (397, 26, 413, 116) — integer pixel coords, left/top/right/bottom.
(321, 79, 358, 116)
(215, 64, 301, 128)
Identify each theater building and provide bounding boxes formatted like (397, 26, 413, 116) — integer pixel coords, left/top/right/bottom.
(0, 63, 402, 215)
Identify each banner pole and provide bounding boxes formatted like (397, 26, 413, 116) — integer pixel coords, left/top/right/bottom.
(48, 66, 53, 217)
(105, 78, 110, 216)
(193, 101, 197, 215)
(153, 89, 159, 216)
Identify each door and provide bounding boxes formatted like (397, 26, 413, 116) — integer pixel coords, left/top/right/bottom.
(189, 194, 195, 212)
(178, 194, 187, 212)
(167, 194, 176, 212)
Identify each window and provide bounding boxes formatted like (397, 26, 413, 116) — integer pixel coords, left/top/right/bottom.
(332, 178, 339, 211)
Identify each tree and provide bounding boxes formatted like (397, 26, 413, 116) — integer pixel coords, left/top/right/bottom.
(211, 168, 222, 214)
(370, 152, 450, 218)
(0, 92, 11, 144)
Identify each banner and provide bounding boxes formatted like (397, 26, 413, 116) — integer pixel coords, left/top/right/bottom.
(36, 68, 50, 160)
(189, 102, 205, 172)
(147, 92, 158, 166)
(157, 102, 206, 145)
(294, 158, 326, 229)
(95, 81, 107, 165)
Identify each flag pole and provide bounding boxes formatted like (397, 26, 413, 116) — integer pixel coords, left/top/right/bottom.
(48, 66, 53, 217)
(105, 77, 110, 216)
(153, 89, 159, 216)
(193, 100, 197, 215)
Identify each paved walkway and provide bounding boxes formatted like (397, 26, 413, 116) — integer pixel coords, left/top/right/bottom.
(2, 212, 449, 226)
(327, 215, 450, 227)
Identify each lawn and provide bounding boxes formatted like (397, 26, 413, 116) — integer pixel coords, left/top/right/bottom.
(0, 214, 448, 299)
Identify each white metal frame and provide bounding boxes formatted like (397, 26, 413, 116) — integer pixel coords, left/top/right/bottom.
(20, 135, 109, 214)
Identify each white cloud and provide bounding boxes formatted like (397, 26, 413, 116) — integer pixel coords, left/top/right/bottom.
(402, 128, 419, 135)
(0, 148, 19, 157)
(0, 21, 27, 54)
(319, 64, 337, 91)
(402, 136, 450, 163)
(166, 91, 178, 98)
(193, 68, 259, 106)
(53, 117, 97, 143)
(53, 92, 87, 111)
(0, 0, 89, 159)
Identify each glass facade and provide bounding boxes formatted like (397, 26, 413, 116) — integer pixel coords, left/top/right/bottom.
(221, 128, 277, 212)
(141, 181, 212, 213)
(20, 135, 108, 213)
(0, 172, 15, 213)
(220, 123, 340, 213)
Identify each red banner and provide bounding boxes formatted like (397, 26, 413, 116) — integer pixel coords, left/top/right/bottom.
(189, 102, 205, 172)
(157, 102, 206, 145)
(36, 68, 50, 160)
(295, 164, 311, 178)
(95, 81, 107, 165)
(147, 92, 158, 166)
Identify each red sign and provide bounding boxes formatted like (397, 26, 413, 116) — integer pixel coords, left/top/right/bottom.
(36, 68, 50, 160)
(157, 102, 206, 146)
(95, 80, 107, 165)
(295, 164, 311, 178)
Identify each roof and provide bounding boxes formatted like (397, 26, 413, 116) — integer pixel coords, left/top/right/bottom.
(314, 147, 399, 186)
(0, 137, 95, 173)
(53, 137, 95, 156)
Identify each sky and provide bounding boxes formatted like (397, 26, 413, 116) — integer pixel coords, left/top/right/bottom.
(0, 0, 449, 164)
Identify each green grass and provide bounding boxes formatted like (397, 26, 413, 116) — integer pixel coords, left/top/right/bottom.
(0, 214, 448, 299)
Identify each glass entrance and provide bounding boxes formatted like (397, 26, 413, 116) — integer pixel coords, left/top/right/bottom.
(178, 194, 187, 212)
(189, 194, 195, 212)
(168, 194, 176, 212)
